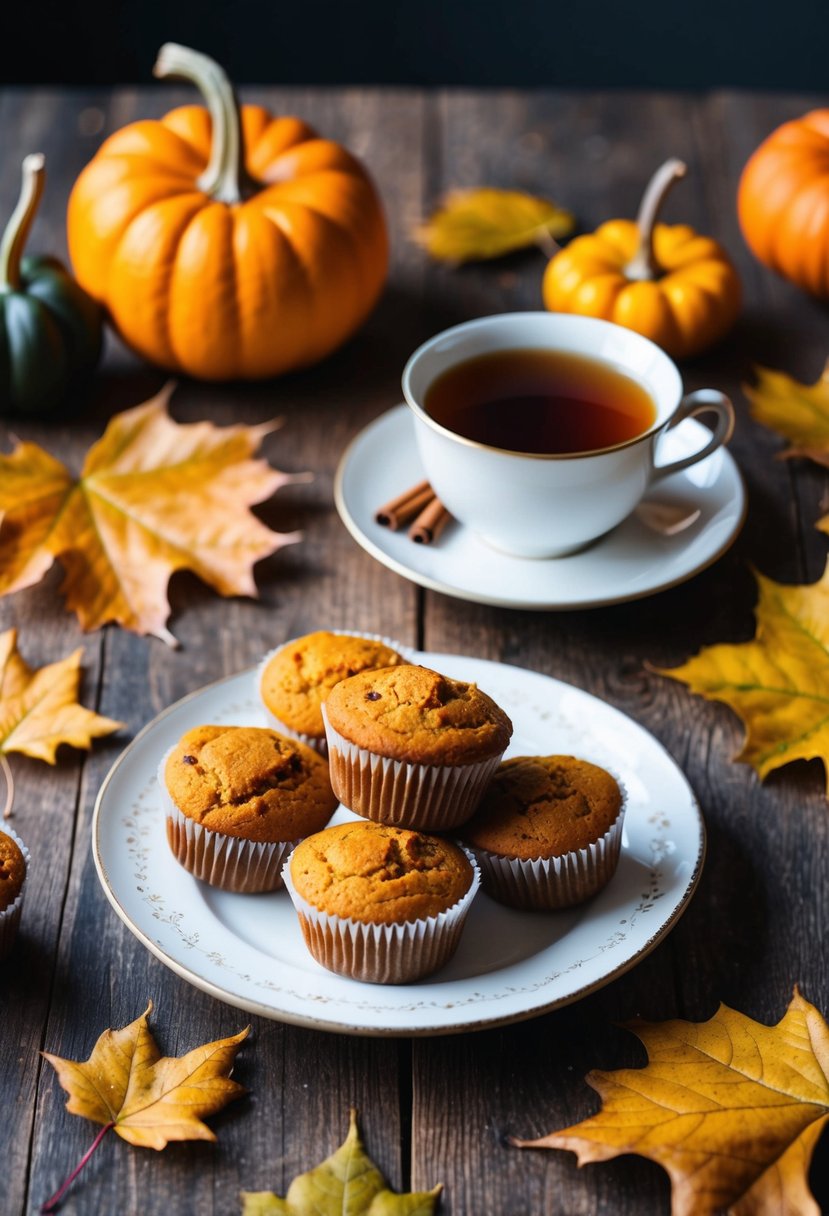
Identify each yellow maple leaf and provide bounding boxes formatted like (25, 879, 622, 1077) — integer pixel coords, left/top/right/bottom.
(0, 628, 120, 765)
(744, 361, 829, 536)
(415, 187, 574, 263)
(0, 384, 301, 644)
(513, 989, 829, 1216)
(44, 1000, 248, 1149)
(655, 564, 829, 793)
(41, 1001, 249, 1211)
(241, 1109, 442, 1215)
(745, 361, 829, 469)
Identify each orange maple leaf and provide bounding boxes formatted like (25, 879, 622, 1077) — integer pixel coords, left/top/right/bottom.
(513, 989, 829, 1216)
(41, 1001, 249, 1211)
(0, 385, 302, 644)
(0, 628, 121, 766)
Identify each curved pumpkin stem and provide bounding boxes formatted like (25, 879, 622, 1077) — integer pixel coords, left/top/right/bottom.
(0, 154, 45, 293)
(153, 43, 255, 204)
(626, 158, 687, 281)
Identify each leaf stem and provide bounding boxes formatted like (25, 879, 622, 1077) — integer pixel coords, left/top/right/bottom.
(40, 1121, 115, 1213)
(1, 752, 14, 819)
(536, 230, 562, 258)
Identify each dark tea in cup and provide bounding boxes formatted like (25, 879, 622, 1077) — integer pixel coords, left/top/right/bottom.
(403, 313, 734, 557)
(423, 347, 657, 455)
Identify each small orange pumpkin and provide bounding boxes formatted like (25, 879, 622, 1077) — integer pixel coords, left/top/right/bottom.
(67, 44, 388, 381)
(738, 110, 829, 296)
(543, 160, 741, 360)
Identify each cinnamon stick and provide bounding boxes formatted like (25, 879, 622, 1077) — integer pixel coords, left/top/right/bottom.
(409, 497, 452, 545)
(375, 479, 433, 529)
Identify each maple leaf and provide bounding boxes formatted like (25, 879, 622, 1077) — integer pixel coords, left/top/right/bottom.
(415, 187, 574, 263)
(41, 1001, 249, 1212)
(655, 564, 829, 794)
(512, 989, 829, 1216)
(0, 384, 302, 645)
(0, 627, 120, 769)
(241, 1109, 442, 1215)
(745, 360, 829, 469)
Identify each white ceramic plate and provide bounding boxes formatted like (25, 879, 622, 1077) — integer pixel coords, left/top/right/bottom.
(93, 652, 704, 1036)
(334, 405, 746, 610)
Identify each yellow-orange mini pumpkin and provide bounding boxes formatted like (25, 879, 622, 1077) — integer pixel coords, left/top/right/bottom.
(67, 44, 388, 381)
(738, 110, 829, 296)
(543, 160, 741, 360)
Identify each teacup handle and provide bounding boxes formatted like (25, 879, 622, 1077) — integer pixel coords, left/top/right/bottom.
(651, 389, 735, 482)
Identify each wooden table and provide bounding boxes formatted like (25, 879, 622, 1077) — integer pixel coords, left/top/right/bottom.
(2, 84, 828, 1215)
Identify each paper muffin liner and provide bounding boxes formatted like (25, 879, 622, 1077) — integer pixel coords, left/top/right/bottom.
(257, 631, 416, 757)
(158, 753, 298, 894)
(466, 772, 628, 911)
(283, 845, 481, 984)
(0, 824, 30, 962)
(322, 706, 505, 831)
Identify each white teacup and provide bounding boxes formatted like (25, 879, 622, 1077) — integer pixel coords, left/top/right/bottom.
(402, 312, 734, 559)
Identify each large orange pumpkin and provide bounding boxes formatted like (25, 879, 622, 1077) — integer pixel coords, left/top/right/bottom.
(67, 44, 388, 380)
(738, 110, 829, 296)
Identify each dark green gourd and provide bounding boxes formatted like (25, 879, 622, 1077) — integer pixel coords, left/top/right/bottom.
(0, 154, 103, 415)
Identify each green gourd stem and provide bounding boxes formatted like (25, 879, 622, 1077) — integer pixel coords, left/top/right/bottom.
(0, 154, 45, 293)
(153, 43, 254, 204)
(626, 158, 688, 281)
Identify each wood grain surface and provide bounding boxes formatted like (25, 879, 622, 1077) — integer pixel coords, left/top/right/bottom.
(1, 85, 827, 1215)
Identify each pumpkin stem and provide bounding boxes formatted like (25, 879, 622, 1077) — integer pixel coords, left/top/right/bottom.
(0, 154, 45, 293)
(153, 43, 255, 204)
(626, 158, 688, 281)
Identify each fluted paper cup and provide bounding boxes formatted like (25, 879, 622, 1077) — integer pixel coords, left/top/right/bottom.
(159, 753, 297, 894)
(283, 846, 480, 984)
(0, 824, 29, 961)
(467, 777, 627, 911)
(257, 631, 415, 757)
(322, 706, 505, 831)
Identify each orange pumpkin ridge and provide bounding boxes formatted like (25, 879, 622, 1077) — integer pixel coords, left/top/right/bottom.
(67, 43, 388, 381)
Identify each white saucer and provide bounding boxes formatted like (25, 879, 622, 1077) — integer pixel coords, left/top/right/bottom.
(334, 405, 746, 610)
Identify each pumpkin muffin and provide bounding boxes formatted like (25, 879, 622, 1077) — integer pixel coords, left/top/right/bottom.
(283, 821, 480, 983)
(161, 725, 337, 893)
(259, 631, 407, 755)
(460, 755, 626, 910)
(322, 664, 513, 830)
(0, 826, 29, 961)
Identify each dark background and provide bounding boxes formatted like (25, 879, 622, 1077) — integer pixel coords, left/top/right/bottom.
(4, 0, 827, 86)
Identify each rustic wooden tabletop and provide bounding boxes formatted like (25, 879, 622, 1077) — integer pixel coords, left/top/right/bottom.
(2, 84, 828, 1215)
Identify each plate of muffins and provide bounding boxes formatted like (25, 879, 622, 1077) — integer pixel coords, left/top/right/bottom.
(93, 630, 705, 1036)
